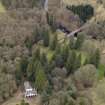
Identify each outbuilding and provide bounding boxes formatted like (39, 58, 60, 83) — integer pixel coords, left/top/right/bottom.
(24, 81, 37, 98)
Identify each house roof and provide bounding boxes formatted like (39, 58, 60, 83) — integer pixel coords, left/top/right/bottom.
(24, 81, 37, 97)
(24, 81, 32, 90)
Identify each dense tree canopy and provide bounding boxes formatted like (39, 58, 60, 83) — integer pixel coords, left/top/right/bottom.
(0, 0, 104, 105)
(67, 4, 94, 22)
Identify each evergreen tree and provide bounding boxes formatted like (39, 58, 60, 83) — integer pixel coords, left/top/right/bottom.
(27, 58, 35, 81)
(32, 0, 37, 8)
(32, 47, 41, 61)
(55, 43, 61, 55)
(49, 53, 56, 71)
(74, 34, 84, 49)
(55, 54, 64, 68)
(74, 53, 81, 70)
(46, 13, 57, 32)
(27, 59, 42, 82)
(43, 29, 50, 47)
(50, 34, 58, 50)
(83, 58, 89, 65)
(67, 5, 94, 22)
(20, 57, 28, 77)
(48, 60, 56, 72)
(15, 57, 28, 84)
(66, 51, 77, 75)
(46, 12, 50, 25)
(50, 16, 57, 32)
(33, 27, 41, 43)
(69, 36, 75, 49)
(15, 63, 23, 85)
(89, 48, 100, 68)
(61, 44, 69, 63)
(40, 52, 48, 66)
(35, 62, 48, 91)
(25, 37, 33, 50)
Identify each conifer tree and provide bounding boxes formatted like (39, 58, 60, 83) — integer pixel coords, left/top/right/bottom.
(89, 48, 100, 68)
(25, 37, 33, 50)
(15, 57, 29, 83)
(50, 34, 58, 50)
(55, 43, 61, 55)
(66, 51, 77, 75)
(43, 29, 50, 47)
(74, 53, 81, 70)
(61, 44, 69, 63)
(46, 12, 50, 25)
(27, 59, 42, 82)
(32, 47, 41, 60)
(75, 34, 84, 49)
(33, 27, 41, 43)
(67, 5, 94, 22)
(35, 62, 47, 91)
(95, 48, 100, 67)
(27, 58, 35, 81)
(83, 58, 89, 65)
(69, 36, 75, 49)
(55, 54, 64, 67)
(20, 57, 28, 77)
(46, 13, 57, 32)
(51, 16, 57, 32)
(40, 52, 48, 66)
(32, 0, 37, 7)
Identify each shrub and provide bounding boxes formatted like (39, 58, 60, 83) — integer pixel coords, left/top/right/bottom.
(52, 67, 67, 78)
(35, 62, 48, 92)
(89, 48, 100, 68)
(95, 79, 105, 103)
(42, 28, 50, 47)
(74, 64, 97, 89)
(74, 34, 85, 50)
(50, 34, 58, 50)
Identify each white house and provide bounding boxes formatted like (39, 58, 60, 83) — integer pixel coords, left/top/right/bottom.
(24, 81, 37, 98)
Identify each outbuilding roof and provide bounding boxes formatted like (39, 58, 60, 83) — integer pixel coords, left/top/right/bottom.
(24, 81, 32, 90)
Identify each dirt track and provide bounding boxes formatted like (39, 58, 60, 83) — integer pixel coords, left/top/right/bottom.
(2, 90, 41, 105)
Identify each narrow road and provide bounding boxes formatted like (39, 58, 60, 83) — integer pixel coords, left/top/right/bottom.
(67, 23, 89, 37)
(2, 90, 41, 105)
(58, 23, 90, 43)
(44, 0, 48, 11)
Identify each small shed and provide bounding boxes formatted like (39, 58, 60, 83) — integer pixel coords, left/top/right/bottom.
(24, 81, 37, 98)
